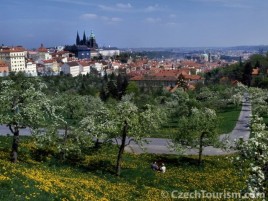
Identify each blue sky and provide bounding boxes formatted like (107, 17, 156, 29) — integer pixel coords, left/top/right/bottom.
(1, 0, 268, 49)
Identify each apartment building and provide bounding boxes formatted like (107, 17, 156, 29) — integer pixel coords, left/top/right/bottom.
(0, 46, 27, 72)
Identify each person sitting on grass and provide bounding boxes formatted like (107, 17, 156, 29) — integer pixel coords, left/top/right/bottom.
(160, 163, 166, 173)
(151, 161, 159, 171)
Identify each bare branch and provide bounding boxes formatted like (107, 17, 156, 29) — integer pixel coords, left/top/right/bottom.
(125, 138, 135, 146)
(114, 138, 120, 148)
(8, 124, 14, 134)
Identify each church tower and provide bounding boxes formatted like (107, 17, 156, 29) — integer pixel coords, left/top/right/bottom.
(76, 31, 80, 45)
(82, 31, 87, 45)
(75, 30, 98, 49)
(88, 31, 98, 49)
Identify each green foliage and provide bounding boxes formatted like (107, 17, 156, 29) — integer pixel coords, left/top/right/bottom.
(0, 78, 60, 129)
(52, 93, 91, 125)
(79, 99, 113, 141)
(32, 125, 94, 163)
(125, 81, 139, 96)
(249, 87, 268, 117)
(242, 62, 253, 87)
(41, 74, 101, 95)
(235, 115, 268, 196)
(83, 95, 166, 175)
(100, 74, 129, 101)
(165, 88, 191, 118)
(205, 53, 268, 89)
(173, 107, 219, 164)
(104, 96, 165, 142)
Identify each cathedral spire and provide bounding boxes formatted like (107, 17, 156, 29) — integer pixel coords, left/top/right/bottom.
(76, 31, 80, 45)
(82, 31, 87, 45)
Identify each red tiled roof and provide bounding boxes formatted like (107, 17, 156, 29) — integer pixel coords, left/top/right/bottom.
(154, 69, 189, 77)
(180, 60, 201, 67)
(130, 75, 144, 81)
(0, 46, 26, 53)
(37, 44, 48, 53)
(67, 61, 80, 67)
(183, 74, 202, 80)
(43, 59, 56, 63)
(78, 61, 90, 66)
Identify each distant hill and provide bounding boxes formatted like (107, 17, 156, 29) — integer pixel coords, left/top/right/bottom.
(121, 45, 268, 53)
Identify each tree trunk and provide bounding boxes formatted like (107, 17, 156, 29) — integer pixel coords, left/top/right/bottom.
(62, 124, 68, 161)
(95, 138, 101, 149)
(198, 132, 205, 166)
(116, 120, 128, 176)
(9, 125, 19, 163)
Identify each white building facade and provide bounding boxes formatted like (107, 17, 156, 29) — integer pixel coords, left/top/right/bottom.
(0, 46, 27, 72)
(25, 61, 37, 76)
(60, 61, 82, 76)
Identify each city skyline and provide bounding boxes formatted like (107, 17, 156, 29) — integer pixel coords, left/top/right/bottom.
(1, 0, 268, 49)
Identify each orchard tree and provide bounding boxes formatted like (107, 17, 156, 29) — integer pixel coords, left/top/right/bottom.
(78, 97, 113, 148)
(236, 115, 268, 197)
(49, 95, 105, 160)
(111, 97, 165, 176)
(173, 107, 219, 165)
(32, 95, 105, 162)
(249, 87, 268, 117)
(52, 93, 95, 125)
(0, 79, 59, 162)
(165, 88, 191, 119)
(81, 95, 165, 176)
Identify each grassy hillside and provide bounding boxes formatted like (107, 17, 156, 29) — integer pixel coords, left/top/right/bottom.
(218, 105, 242, 134)
(0, 136, 247, 201)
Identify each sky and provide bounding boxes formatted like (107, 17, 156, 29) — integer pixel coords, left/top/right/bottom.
(1, 0, 268, 49)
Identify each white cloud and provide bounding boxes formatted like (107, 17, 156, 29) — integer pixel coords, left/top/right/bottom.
(98, 3, 132, 11)
(101, 16, 123, 24)
(193, 0, 251, 9)
(98, 5, 114, 11)
(144, 4, 160, 12)
(80, 13, 122, 24)
(81, 13, 98, 19)
(47, 0, 94, 6)
(116, 3, 132, 9)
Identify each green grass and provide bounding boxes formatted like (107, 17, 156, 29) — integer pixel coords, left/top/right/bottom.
(217, 105, 242, 134)
(0, 136, 248, 201)
(152, 105, 242, 138)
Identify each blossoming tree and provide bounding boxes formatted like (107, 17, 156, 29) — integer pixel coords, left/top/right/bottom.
(236, 115, 268, 197)
(0, 79, 59, 162)
(173, 107, 219, 165)
(79, 95, 165, 176)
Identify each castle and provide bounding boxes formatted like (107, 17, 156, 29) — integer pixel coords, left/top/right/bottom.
(76, 31, 98, 49)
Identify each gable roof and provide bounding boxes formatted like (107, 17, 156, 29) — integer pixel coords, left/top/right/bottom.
(67, 61, 80, 67)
